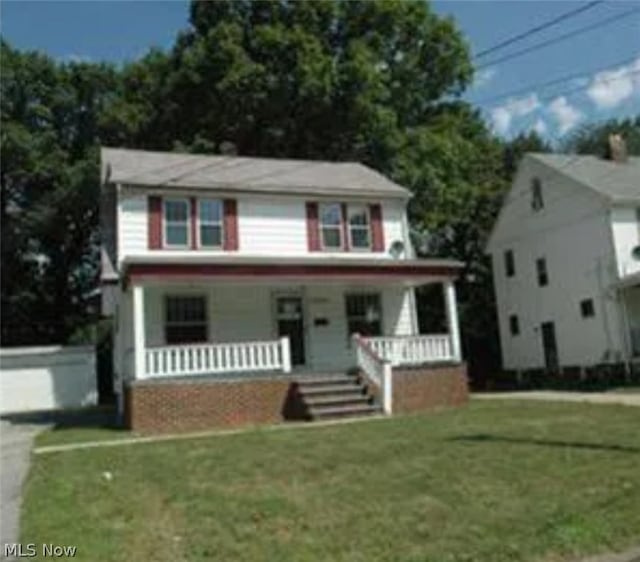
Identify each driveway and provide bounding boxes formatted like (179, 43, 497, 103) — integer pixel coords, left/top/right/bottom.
(0, 419, 45, 550)
(474, 390, 640, 407)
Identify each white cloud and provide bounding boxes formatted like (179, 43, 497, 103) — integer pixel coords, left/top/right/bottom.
(532, 118, 548, 136)
(490, 94, 540, 135)
(548, 96, 583, 134)
(474, 68, 497, 89)
(586, 56, 640, 109)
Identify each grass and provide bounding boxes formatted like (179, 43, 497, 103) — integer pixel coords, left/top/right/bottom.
(21, 401, 640, 562)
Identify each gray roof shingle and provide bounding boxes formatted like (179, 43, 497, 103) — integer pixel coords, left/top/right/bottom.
(529, 153, 640, 203)
(101, 147, 411, 199)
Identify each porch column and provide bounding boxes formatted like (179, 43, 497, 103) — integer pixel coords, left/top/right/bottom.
(443, 280, 462, 362)
(133, 284, 146, 379)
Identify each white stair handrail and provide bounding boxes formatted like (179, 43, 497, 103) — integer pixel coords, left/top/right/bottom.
(352, 334, 392, 415)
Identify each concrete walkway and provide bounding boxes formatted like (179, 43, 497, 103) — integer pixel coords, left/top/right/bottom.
(0, 420, 45, 550)
(577, 546, 640, 562)
(474, 390, 640, 407)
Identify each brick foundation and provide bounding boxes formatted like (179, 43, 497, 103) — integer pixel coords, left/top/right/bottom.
(124, 376, 304, 434)
(392, 363, 468, 414)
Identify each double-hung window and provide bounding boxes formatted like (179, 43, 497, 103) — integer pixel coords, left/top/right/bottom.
(348, 206, 371, 250)
(198, 199, 223, 248)
(345, 293, 382, 339)
(163, 199, 190, 248)
(165, 296, 208, 344)
(320, 203, 343, 250)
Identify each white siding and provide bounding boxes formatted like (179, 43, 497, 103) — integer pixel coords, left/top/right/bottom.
(117, 187, 410, 264)
(610, 206, 640, 278)
(490, 157, 626, 370)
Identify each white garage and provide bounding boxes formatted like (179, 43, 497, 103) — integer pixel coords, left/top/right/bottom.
(0, 346, 97, 414)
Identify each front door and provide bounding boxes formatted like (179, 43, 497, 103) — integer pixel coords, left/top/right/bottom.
(541, 321, 559, 373)
(276, 296, 305, 366)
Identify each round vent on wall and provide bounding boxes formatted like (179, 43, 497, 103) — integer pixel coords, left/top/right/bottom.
(389, 240, 405, 259)
(632, 245, 640, 261)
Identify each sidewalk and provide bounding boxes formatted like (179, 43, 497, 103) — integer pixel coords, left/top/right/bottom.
(474, 390, 640, 407)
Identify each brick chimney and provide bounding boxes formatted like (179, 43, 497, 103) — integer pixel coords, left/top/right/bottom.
(607, 134, 628, 163)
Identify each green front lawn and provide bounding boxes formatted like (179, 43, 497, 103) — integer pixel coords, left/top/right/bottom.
(22, 401, 640, 562)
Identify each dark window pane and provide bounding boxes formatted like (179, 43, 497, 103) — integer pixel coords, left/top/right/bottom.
(580, 299, 595, 318)
(321, 204, 342, 226)
(165, 324, 207, 344)
(536, 258, 548, 287)
(322, 227, 342, 248)
(165, 200, 188, 221)
(199, 200, 222, 223)
(505, 250, 515, 277)
(166, 224, 188, 246)
(350, 228, 370, 249)
(200, 225, 222, 247)
(509, 314, 520, 336)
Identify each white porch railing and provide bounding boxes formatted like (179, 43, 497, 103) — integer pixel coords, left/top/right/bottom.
(364, 335, 455, 366)
(143, 337, 291, 378)
(353, 334, 392, 414)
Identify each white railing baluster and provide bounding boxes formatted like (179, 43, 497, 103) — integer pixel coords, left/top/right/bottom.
(361, 334, 457, 367)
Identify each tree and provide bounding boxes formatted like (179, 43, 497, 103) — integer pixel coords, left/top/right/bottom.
(563, 116, 640, 156)
(503, 130, 552, 180)
(1, 41, 117, 344)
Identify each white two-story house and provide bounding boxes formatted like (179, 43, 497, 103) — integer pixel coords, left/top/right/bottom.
(100, 147, 467, 433)
(488, 142, 640, 375)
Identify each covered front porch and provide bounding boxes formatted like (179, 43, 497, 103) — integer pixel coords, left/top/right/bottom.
(117, 256, 463, 384)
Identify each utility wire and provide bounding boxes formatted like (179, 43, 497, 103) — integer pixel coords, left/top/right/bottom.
(475, 53, 640, 106)
(477, 6, 640, 70)
(474, 1, 604, 59)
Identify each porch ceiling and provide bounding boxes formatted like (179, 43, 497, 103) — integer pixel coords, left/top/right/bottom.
(123, 255, 464, 286)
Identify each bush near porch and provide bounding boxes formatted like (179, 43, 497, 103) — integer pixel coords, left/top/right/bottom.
(22, 401, 640, 562)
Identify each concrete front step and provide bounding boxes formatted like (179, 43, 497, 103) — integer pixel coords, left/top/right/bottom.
(299, 374, 357, 385)
(309, 403, 382, 419)
(298, 384, 365, 396)
(304, 394, 371, 407)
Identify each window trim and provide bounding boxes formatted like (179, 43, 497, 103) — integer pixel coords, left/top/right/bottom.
(319, 202, 344, 251)
(164, 294, 209, 345)
(162, 198, 191, 249)
(347, 204, 372, 252)
(196, 198, 224, 249)
(345, 292, 383, 342)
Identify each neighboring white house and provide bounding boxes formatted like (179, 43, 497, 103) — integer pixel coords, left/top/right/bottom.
(487, 142, 640, 373)
(100, 147, 466, 429)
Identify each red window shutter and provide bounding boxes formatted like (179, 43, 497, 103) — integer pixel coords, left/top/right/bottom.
(306, 202, 320, 252)
(341, 203, 350, 252)
(223, 199, 239, 251)
(190, 197, 198, 250)
(148, 196, 162, 250)
(370, 204, 385, 253)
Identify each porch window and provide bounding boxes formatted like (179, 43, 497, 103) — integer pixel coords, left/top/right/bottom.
(345, 293, 382, 338)
(165, 296, 208, 344)
(320, 203, 343, 250)
(348, 205, 371, 250)
(198, 199, 223, 248)
(163, 199, 190, 247)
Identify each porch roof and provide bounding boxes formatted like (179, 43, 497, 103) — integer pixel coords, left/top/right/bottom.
(123, 255, 464, 285)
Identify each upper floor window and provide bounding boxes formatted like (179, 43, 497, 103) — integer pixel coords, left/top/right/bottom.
(320, 203, 343, 250)
(163, 199, 190, 248)
(348, 205, 371, 250)
(580, 298, 595, 318)
(536, 257, 548, 286)
(198, 199, 223, 248)
(504, 249, 515, 278)
(531, 178, 544, 211)
(509, 314, 520, 336)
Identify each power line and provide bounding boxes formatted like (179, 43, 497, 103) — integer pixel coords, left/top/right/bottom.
(475, 54, 640, 106)
(477, 6, 640, 70)
(474, 1, 604, 60)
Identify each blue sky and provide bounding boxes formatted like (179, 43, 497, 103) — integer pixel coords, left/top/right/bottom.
(2, 0, 639, 141)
